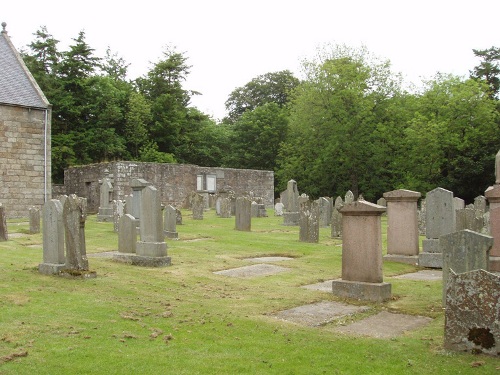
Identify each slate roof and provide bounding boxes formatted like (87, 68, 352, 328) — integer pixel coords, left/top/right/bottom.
(0, 22, 50, 109)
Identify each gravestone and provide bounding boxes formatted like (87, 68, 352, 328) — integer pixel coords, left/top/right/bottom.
(453, 197, 465, 211)
(251, 201, 259, 218)
(455, 207, 483, 232)
(257, 203, 268, 217)
(444, 269, 500, 356)
(39, 199, 65, 275)
(117, 214, 137, 254)
(330, 196, 343, 238)
(299, 199, 319, 243)
(215, 196, 222, 215)
(318, 197, 332, 227)
(29, 206, 41, 234)
(235, 196, 251, 231)
(383, 189, 421, 264)
(176, 208, 183, 225)
(376, 197, 387, 207)
(485, 185, 500, 271)
(344, 190, 354, 204)
(441, 229, 493, 305)
(418, 198, 426, 236)
(163, 205, 178, 239)
(63, 194, 90, 272)
(97, 171, 114, 222)
(419, 187, 455, 268)
(332, 201, 391, 302)
(192, 193, 205, 220)
(274, 201, 284, 216)
(473, 195, 487, 215)
(283, 179, 300, 226)
(0, 203, 8, 241)
(112, 200, 125, 233)
(219, 197, 232, 218)
(130, 178, 150, 221)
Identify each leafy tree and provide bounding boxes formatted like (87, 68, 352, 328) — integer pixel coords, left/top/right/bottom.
(224, 70, 299, 123)
(124, 91, 152, 158)
(470, 46, 500, 98)
(101, 47, 130, 80)
(139, 141, 177, 163)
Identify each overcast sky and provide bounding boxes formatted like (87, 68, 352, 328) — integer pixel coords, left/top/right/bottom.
(3, 0, 500, 120)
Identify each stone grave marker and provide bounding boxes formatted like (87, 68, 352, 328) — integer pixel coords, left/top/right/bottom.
(235, 196, 251, 231)
(344, 190, 354, 204)
(129, 178, 150, 222)
(283, 179, 300, 226)
(251, 201, 259, 218)
(485, 185, 500, 271)
(164, 204, 178, 239)
(192, 192, 205, 220)
(418, 198, 426, 236)
(299, 198, 319, 243)
(39, 199, 65, 274)
(455, 207, 483, 232)
(219, 197, 232, 218)
(318, 197, 332, 227)
(118, 214, 137, 254)
(0, 203, 8, 241)
(331, 196, 343, 238)
(29, 206, 41, 234)
(274, 201, 284, 216)
(376, 197, 387, 207)
(176, 208, 182, 225)
(97, 170, 114, 222)
(112, 200, 124, 233)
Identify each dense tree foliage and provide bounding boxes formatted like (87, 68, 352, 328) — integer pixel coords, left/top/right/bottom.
(470, 46, 500, 99)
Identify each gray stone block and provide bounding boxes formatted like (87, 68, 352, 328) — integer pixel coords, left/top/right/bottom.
(332, 279, 392, 302)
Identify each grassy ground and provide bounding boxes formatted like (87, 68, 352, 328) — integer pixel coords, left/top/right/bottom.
(0, 210, 497, 374)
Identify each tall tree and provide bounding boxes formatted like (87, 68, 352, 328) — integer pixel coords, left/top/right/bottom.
(470, 46, 500, 99)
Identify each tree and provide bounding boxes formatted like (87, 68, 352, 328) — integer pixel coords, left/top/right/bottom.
(101, 47, 130, 80)
(224, 70, 299, 123)
(470, 46, 500, 99)
(124, 91, 152, 159)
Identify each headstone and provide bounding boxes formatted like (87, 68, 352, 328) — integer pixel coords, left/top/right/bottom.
(283, 180, 300, 226)
(39, 199, 65, 274)
(441, 229, 493, 305)
(257, 203, 268, 217)
(299, 199, 319, 243)
(29, 206, 41, 234)
(444, 269, 500, 356)
(192, 193, 205, 220)
(419, 187, 455, 268)
(118, 214, 137, 254)
(453, 197, 465, 211)
(130, 178, 150, 220)
(219, 197, 232, 218)
(124, 194, 133, 215)
(383, 189, 421, 264)
(97, 170, 114, 222)
(473, 195, 487, 215)
(251, 201, 259, 218)
(215, 196, 222, 215)
(112, 200, 125, 233)
(0, 203, 8, 241)
(330, 196, 343, 238)
(344, 190, 354, 204)
(318, 197, 332, 227)
(332, 201, 391, 302)
(418, 198, 426, 236)
(164, 205, 178, 239)
(235, 197, 251, 231)
(274, 202, 284, 216)
(63, 194, 89, 271)
(485, 185, 500, 271)
(455, 207, 483, 232)
(376, 197, 387, 207)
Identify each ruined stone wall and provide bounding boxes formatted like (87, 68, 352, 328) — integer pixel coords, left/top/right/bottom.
(0, 105, 51, 218)
(63, 161, 274, 213)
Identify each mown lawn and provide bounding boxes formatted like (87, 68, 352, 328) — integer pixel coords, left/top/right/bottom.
(0, 210, 497, 374)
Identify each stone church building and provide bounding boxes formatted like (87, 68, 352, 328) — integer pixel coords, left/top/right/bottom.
(0, 23, 52, 218)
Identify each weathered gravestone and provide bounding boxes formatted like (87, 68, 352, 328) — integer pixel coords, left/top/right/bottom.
(473, 195, 487, 216)
(219, 197, 232, 218)
(274, 201, 284, 216)
(0, 203, 8, 241)
(318, 197, 332, 227)
(97, 171, 114, 222)
(192, 193, 205, 220)
(344, 190, 354, 204)
(112, 199, 125, 233)
(331, 196, 343, 238)
(176, 208, 183, 225)
(332, 201, 391, 302)
(441, 229, 493, 305)
(117, 214, 137, 254)
(419, 187, 455, 268)
(251, 201, 259, 218)
(455, 207, 483, 232)
(418, 198, 426, 236)
(129, 178, 150, 224)
(39, 199, 65, 275)
(235, 196, 251, 231)
(283, 179, 300, 226)
(376, 197, 387, 207)
(163, 204, 178, 239)
(29, 206, 40, 234)
(383, 189, 421, 264)
(485, 185, 500, 271)
(453, 197, 465, 211)
(63, 194, 95, 276)
(444, 269, 500, 356)
(299, 199, 319, 243)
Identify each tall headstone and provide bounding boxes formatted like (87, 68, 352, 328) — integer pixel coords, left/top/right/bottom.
(63, 194, 90, 272)
(39, 199, 65, 275)
(318, 197, 332, 227)
(118, 214, 137, 254)
(330, 196, 343, 238)
(283, 180, 300, 226)
(444, 269, 500, 356)
(332, 201, 391, 302)
(112, 200, 125, 233)
(235, 196, 251, 231)
(419, 187, 455, 268)
(29, 206, 41, 234)
(130, 178, 150, 221)
(97, 171, 114, 222)
(485, 185, 500, 271)
(0, 203, 8, 241)
(299, 199, 319, 243)
(164, 205, 178, 239)
(383, 189, 421, 264)
(441, 229, 493, 305)
(192, 193, 205, 220)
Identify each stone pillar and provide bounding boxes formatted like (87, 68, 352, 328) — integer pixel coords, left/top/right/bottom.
(485, 185, 500, 271)
(0, 203, 8, 241)
(383, 189, 421, 264)
(419, 187, 455, 268)
(164, 205, 178, 239)
(441, 229, 493, 305)
(117, 214, 137, 254)
(299, 199, 319, 243)
(332, 201, 391, 302)
(235, 197, 251, 231)
(29, 206, 41, 234)
(39, 199, 66, 274)
(63, 194, 89, 271)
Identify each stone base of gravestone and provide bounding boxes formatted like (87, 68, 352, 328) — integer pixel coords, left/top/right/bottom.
(419, 239, 443, 268)
(283, 212, 299, 226)
(490, 256, 500, 272)
(113, 253, 171, 267)
(136, 241, 167, 257)
(164, 230, 178, 239)
(97, 207, 113, 222)
(383, 254, 419, 265)
(332, 279, 392, 302)
(38, 263, 66, 275)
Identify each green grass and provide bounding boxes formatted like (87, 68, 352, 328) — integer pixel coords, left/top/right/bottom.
(0, 210, 497, 374)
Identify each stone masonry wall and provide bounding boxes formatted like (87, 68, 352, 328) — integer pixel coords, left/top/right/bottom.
(0, 105, 51, 218)
(63, 161, 274, 213)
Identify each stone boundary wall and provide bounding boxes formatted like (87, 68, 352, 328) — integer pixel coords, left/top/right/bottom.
(0, 105, 51, 218)
(62, 161, 274, 213)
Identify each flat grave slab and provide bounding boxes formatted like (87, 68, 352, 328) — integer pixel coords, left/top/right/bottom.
(392, 269, 442, 281)
(88, 251, 118, 258)
(274, 301, 369, 327)
(301, 280, 335, 292)
(245, 256, 294, 262)
(335, 311, 432, 338)
(213, 263, 289, 278)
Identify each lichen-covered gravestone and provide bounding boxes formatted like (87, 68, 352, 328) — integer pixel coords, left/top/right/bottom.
(39, 199, 65, 275)
(235, 197, 251, 231)
(29, 206, 40, 234)
(163, 204, 178, 239)
(299, 199, 319, 243)
(192, 193, 205, 220)
(283, 179, 299, 226)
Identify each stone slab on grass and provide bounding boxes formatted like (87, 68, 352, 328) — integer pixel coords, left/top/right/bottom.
(245, 256, 294, 262)
(214, 263, 289, 278)
(88, 251, 118, 258)
(302, 280, 335, 292)
(274, 301, 369, 327)
(392, 270, 442, 281)
(336, 311, 432, 338)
